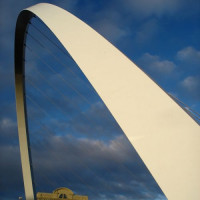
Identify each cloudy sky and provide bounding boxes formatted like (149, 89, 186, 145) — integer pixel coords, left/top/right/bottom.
(0, 0, 200, 200)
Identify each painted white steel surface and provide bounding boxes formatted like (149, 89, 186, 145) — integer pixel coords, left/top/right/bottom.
(27, 3, 200, 200)
(15, 75, 35, 200)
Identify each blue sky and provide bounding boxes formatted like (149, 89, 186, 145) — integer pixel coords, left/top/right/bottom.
(0, 0, 199, 200)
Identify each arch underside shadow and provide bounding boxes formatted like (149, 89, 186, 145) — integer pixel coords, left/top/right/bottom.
(15, 3, 200, 200)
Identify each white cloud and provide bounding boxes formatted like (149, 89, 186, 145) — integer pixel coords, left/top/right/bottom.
(117, 0, 200, 19)
(29, 132, 165, 199)
(0, 118, 18, 143)
(177, 46, 200, 65)
(135, 19, 158, 44)
(118, 0, 182, 18)
(180, 76, 200, 99)
(138, 53, 176, 75)
(32, 134, 136, 171)
(181, 76, 200, 91)
(88, 6, 130, 43)
(0, 118, 16, 130)
(94, 19, 128, 43)
(56, 0, 78, 12)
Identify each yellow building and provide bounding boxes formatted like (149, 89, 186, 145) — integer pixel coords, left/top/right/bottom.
(37, 187, 88, 200)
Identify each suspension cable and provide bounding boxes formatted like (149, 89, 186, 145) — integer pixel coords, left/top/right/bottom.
(169, 93, 200, 123)
(25, 44, 92, 106)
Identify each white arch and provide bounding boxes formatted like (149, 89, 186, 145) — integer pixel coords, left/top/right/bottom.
(15, 3, 200, 200)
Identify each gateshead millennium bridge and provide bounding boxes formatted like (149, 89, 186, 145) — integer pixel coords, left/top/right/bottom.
(15, 3, 200, 200)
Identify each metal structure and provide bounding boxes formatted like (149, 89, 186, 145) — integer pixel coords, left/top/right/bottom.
(15, 3, 200, 200)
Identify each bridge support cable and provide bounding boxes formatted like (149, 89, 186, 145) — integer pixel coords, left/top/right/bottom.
(168, 93, 200, 124)
(26, 25, 93, 91)
(25, 52, 143, 188)
(25, 43, 93, 106)
(25, 95, 121, 196)
(15, 4, 200, 200)
(25, 41, 146, 196)
(25, 62, 143, 197)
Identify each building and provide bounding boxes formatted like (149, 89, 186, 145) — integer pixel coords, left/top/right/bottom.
(37, 187, 88, 200)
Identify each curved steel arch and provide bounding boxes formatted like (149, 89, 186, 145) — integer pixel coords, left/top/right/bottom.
(15, 3, 200, 200)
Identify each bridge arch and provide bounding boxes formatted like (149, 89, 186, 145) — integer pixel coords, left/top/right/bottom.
(15, 3, 200, 200)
